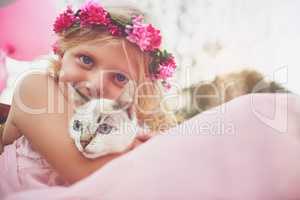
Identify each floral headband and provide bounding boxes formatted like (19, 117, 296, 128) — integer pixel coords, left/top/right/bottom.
(52, 1, 177, 89)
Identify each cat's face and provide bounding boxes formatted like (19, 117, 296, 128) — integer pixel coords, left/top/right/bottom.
(69, 99, 138, 158)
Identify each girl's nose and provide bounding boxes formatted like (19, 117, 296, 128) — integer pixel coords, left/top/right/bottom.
(85, 70, 125, 100)
(86, 71, 105, 98)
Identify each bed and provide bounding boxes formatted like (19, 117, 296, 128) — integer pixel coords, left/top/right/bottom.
(2, 93, 300, 200)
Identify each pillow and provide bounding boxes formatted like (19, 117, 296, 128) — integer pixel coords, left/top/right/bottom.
(6, 93, 300, 200)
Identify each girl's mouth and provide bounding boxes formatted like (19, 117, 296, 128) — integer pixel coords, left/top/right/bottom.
(69, 83, 91, 109)
(71, 83, 90, 102)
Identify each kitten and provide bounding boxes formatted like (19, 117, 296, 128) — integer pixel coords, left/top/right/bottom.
(69, 98, 140, 159)
(176, 69, 289, 122)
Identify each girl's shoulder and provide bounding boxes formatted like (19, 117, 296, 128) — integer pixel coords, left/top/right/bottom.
(13, 69, 69, 110)
(15, 69, 58, 93)
(15, 69, 54, 94)
(11, 69, 72, 127)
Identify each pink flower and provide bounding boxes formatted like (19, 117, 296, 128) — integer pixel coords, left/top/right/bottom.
(108, 23, 122, 36)
(126, 15, 161, 52)
(162, 56, 176, 69)
(52, 41, 60, 55)
(157, 56, 177, 80)
(79, 1, 110, 27)
(53, 6, 76, 33)
(158, 65, 176, 79)
(131, 15, 144, 26)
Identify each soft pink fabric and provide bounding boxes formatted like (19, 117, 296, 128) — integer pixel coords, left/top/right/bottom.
(0, 136, 69, 199)
(3, 93, 300, 200)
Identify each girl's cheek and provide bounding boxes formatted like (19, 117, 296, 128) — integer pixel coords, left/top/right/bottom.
(59, 60, 84, 82)
(103, 82, 124, 100)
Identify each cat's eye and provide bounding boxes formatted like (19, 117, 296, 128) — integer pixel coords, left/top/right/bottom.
(96, 123, 113, 135)
(73, 120, 82, 131)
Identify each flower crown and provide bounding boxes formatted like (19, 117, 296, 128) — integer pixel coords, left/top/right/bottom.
(52, 1, 177, 89)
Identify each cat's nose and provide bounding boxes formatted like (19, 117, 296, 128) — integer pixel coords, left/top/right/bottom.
(80, 140, 90, 149)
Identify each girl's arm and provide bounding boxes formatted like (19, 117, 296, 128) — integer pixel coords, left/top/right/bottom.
(2, 107, 22, 146)
(9, 72, 130, 184)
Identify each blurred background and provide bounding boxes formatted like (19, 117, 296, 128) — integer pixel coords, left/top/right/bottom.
(0, 0, 299, 105)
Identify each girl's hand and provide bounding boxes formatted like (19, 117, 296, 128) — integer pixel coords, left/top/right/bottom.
(129, 132, 155, 150)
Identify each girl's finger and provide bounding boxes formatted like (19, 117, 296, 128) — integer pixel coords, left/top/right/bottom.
(136, 132, 154, 142)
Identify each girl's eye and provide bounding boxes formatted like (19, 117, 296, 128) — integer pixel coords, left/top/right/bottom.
(114, 73, 129, 86)
(79, 55, 94, 66)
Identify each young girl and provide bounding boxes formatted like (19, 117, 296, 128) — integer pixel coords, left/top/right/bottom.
(0, 1, 177, 197)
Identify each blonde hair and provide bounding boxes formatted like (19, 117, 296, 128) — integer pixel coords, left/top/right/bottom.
(48, 4, 177, 132)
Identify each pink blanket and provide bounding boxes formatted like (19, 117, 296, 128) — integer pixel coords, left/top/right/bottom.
(4, 93, 300, 199)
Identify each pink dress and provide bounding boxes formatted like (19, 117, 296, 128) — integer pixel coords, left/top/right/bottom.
(0, 136, 69, 199)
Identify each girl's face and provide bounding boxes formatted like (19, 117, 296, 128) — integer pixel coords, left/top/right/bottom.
(59, 40, 139, 101)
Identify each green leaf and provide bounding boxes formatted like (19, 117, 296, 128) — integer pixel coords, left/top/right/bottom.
(149, 62, 157, 74)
